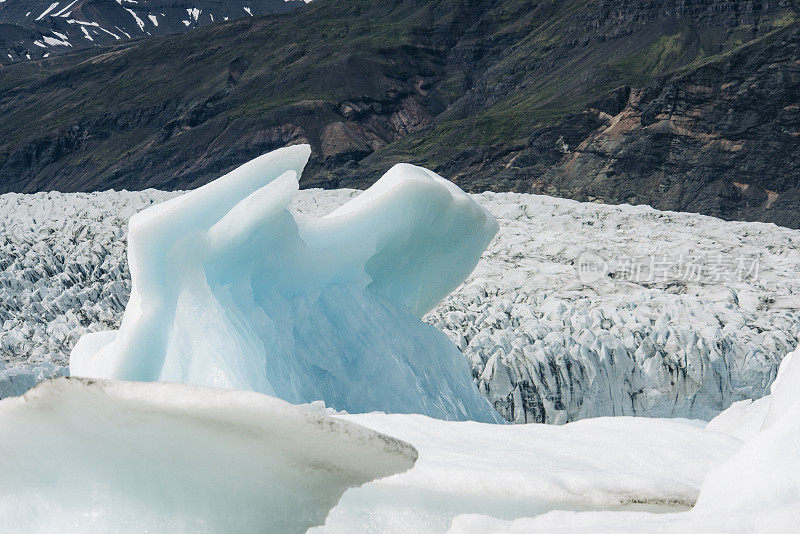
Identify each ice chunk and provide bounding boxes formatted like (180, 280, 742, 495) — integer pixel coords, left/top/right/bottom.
(761, 347, 800, 429)
(691, 348, 800, 522)
(70, 145, 502, 423)
(313, 413, 740, 533)
(0, 377, 416, 533)
(704, 396, 770, 442)
(445, 345, 800, 533)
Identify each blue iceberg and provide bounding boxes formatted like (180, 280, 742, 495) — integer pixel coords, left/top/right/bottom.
(71, 145, 502, 423)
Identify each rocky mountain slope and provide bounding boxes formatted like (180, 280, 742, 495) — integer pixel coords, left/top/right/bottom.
(3, 188, 800, 424)
(0, 0, 305, 64)
(0, 0, 799, 226)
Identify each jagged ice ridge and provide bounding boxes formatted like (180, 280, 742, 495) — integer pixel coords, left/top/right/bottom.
(2, 170, 800, 422)
(69, 146, 501, 423)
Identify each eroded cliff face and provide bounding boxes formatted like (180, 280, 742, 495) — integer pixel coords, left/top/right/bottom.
(507, 25, 800, 228)
(1, 0, 798, 225)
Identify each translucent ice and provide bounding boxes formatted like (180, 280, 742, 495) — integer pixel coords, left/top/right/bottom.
(70, 145, 502, 423)
(0, 377, 416, 533)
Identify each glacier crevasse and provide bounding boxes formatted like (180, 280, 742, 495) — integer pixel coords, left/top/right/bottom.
(70, 145, 502, 423)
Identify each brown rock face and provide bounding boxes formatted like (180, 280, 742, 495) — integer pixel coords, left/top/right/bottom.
(527, 28, 800, 227)
(321, 122, 375, 160)
(1, 0, 799, 226)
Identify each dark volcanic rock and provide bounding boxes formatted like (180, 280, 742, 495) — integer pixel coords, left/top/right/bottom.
(1, 0, 799, 227)
(529, 27, 800, 227)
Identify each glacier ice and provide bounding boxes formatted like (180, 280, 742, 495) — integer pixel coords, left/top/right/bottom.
(0, 374, 771, 534)
(445, 343, 800, 533)
(2, 173, 798, 532)
(432, 194, 800, 423)
(69, 145, 502, 423)
(0, 377, 416, 533)
(690, 346, 800, 527)
(312, 411, 739, 533)
(4, 180, 800, 422)
(313, 345, 800, 533)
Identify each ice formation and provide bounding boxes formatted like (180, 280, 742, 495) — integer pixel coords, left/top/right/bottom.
(0, 377, 416, 533)
(313, 413, 739, 533)
(3, 184, 800, 422)
(444, 345, 800, 533)
(432, 194, 800, 423)
(312, 343, 800, 533)
(69, 145, 502, 422)
(2, 173, 798, 532)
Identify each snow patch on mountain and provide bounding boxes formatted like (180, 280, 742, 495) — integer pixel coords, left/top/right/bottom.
(35, 2, 59, 21)
(42, 35, 70, 46)
(1, 0, 307, 64)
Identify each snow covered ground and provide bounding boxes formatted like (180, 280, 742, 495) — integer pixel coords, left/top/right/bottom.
(315, 348, 799, 533)
(2, 186, 800, 423)
(444, 346, 800, 533)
